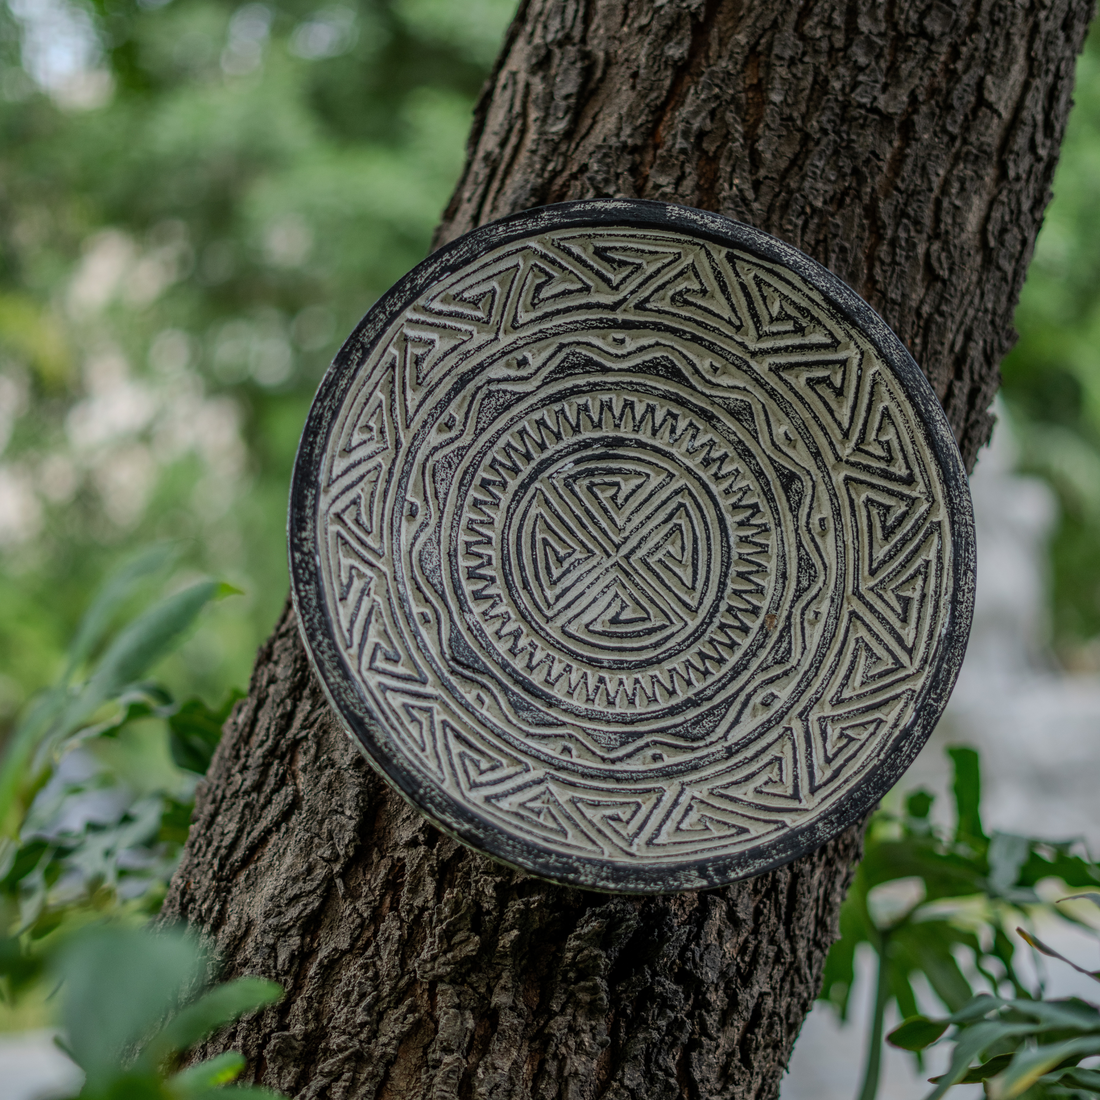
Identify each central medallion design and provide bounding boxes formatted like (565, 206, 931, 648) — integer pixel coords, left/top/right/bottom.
(507, 444, 723, 665)
(440, 384, 786, 735)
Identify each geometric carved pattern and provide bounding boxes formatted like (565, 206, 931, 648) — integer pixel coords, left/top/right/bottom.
(290, 201, 974, 892)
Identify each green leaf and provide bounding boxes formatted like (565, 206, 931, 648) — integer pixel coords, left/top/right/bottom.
(819, 877, 868, 1018)
(899, 922, 976, 1012)
(0, 686, 67, 838)
(1017, 927, 1100, 982)
(990, 926, 1029, 999)
(169, 1050, 246, 1096)
(929, 1052, 1013, 1084)
(59, 580, 227, 739)
(80, 1069, 166, 1100)
(168, 691, 243, 775)
(0, 933, 43, 994)
(923, 1020, 1043, 1100)
(1060, 891, 1100, 910)
(992, 996, 1100, 1031)
(887, 1015, 948, 1051)
(906, 790, 934, 820)
(152, 977, 283, 1060)
(949, 746, 986, 846)
(159, 797, 197, 847)
(0, 573, 233, 840)
(52, 923, 208, 1091)
(988, 833, 1031, 894)
(61, 544, 179, 682)
(1047, 1064, 1100, 1089)
(987, 1035, 1100, 1099)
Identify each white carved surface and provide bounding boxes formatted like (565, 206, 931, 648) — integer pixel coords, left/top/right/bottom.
(313, 226, 955, 874)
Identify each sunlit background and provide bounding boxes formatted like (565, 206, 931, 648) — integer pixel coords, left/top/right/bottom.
(3, 3, 1100, 1098)
(0, 0, 518, 717)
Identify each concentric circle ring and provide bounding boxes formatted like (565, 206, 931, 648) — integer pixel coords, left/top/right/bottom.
(289, 199, 975, 893)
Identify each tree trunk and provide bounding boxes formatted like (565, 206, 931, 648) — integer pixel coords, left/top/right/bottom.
(161, 2, 1091, 1097)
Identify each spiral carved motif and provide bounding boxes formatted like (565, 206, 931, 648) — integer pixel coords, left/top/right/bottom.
(291, 203, 973, 892)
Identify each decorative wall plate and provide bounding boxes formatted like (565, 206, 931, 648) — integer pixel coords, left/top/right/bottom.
(289, 199, 974, 893)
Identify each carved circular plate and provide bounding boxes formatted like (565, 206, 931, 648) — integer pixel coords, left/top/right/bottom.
(289, 200, 974, 893)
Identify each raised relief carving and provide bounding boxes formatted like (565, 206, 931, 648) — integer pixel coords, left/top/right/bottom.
(292, 203, 973, 892)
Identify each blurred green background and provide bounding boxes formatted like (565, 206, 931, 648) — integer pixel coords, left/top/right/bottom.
(0, 0, 518, 725)
(0, 0, 1098, 733)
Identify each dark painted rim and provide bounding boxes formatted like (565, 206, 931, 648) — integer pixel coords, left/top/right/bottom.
(288, 198, 976, 894)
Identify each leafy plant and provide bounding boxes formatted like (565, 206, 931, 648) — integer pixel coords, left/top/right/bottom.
(0, 546, 241, 1008)
(0, 549, 282, 1096)
(823, 747, 1100, 1100)
(888, 900, 1100, 1098)
(49, 922, 282, 1100)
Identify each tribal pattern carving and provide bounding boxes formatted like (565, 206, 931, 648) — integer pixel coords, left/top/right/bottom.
(294, 207, 972, 891)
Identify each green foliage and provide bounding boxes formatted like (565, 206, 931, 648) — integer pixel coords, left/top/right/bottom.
(0, 545, 278, 1092)
(888, 988, 1100, 1099)
(823, 748, 1100, 1100)
(0, 547, 279, 1091)
(50, 923, 282, 1099)
(0, 546, 234, 838)
(168, 691, 243, 776)
(0, 549, 239, 1012)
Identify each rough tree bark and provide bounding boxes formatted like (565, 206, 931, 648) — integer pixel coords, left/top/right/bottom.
(161, 2, 1091, 1097)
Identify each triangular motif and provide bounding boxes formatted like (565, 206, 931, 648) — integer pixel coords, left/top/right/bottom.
(345, 393, 390, 457)
(563, 571, 684, 650)
(728, 261, 838, 349)
(569, 788, 666, 851)
(775, 350, 864, 438)
(451, 728, 528, 792)
(845, 476, 930, 577)
(638, 506, 703, 607)
(862, 527, 939, 655)
(510, 786, 571, 839)
(527, 494, 600, 611)
(422, 261, 521, 329)
(375, 686, 445, 777)
(755, 275, 801, 335)
(484, 781, 607, 851)
(329, 365, 396, 485)
(851, 374, 919, 485)
(583, 472, 652, 529)
(830, 612, 908, 704)
(512, 258, 591, 327)
(668, 796, 753, 840)
(548, 461, 661, 548)
(578, 581, 674, 641)
(819, 713, 882, 766)
(328, 530, 373, 648)
(362, 605, 428, 685)
(401, 701, 436, 755)
(331, 464, 385, 554)
(393, 321, 476, 395)
(554, 236, 682, 293)
(634, 253, 743, 330)
(803, 694, 909, 793)
(711, 728, 803, 806)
